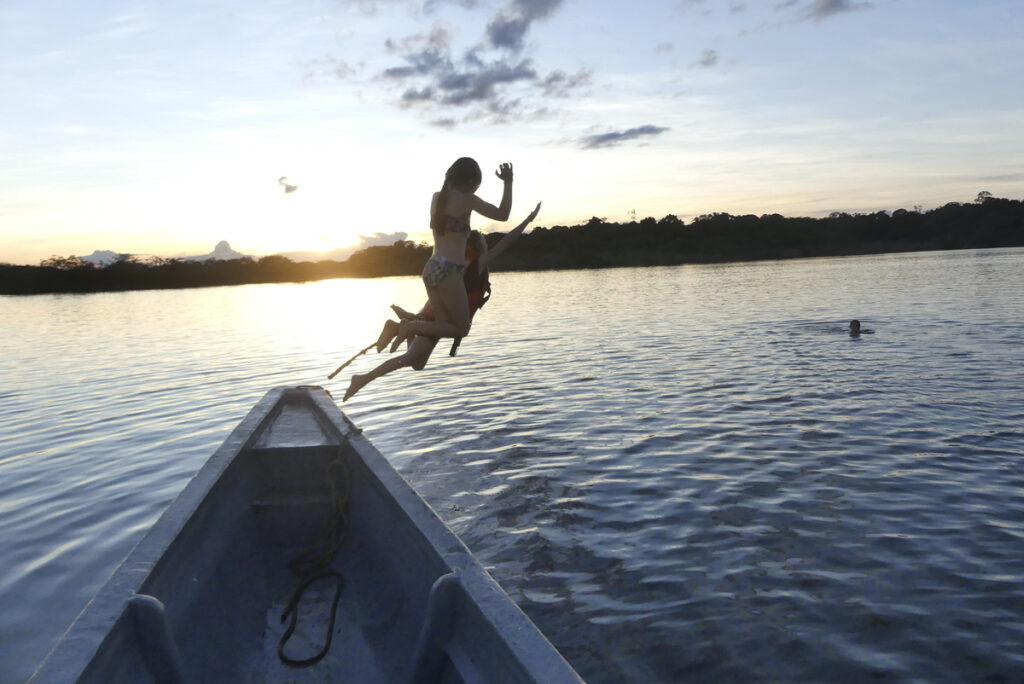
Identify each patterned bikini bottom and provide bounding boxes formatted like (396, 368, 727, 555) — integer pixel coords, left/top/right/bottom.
(422, 256, 466, 288)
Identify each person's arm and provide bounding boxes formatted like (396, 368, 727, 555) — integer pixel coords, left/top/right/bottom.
(469, 163, 513, 221)
(478, 202, 541, 271)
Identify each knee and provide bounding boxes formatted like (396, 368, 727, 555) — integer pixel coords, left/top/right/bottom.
(409, 348, 430, 371)
(454, 322, 471, 339)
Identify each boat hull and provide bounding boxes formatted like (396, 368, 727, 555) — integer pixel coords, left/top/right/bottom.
(30, 386, 582, 683)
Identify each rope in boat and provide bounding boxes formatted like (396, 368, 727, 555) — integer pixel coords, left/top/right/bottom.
(277, 444, 352, 667)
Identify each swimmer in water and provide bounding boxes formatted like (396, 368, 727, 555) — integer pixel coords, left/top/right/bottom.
(849, 319, 874, 336)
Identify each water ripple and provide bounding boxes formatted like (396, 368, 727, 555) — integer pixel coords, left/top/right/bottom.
(2, 250, 1024, 682)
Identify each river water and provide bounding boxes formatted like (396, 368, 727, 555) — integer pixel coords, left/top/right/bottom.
(2, 248, 1023, 682)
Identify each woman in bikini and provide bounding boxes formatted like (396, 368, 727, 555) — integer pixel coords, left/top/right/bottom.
(402, 157, 514, 342)
(342, 205, 540, 402)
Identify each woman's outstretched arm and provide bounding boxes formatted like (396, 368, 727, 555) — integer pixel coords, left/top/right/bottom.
(479, 202, 541, 271)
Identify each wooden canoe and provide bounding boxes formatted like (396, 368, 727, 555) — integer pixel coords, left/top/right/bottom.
(30, 386, 583, 683)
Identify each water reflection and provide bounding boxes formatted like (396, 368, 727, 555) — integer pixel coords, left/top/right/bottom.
(2, 249, 1024, 683)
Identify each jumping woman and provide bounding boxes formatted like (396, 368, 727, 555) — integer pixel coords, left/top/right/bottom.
(341, 203, 540, 401)
(407, 157, 514, 341)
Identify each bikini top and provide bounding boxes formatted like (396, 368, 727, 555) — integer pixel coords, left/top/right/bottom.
(437, 214, 470, 235)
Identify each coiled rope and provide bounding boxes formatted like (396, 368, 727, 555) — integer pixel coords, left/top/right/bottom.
(277, 445, 351, 667)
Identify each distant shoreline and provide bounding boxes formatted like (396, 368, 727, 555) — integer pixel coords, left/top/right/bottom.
(3, 196, 1022, 296)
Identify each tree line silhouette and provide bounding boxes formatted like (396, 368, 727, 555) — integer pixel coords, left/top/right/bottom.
(2, 192, 1021, 295)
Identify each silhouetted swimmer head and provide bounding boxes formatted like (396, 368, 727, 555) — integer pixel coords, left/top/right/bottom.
(849, 319, 861, 335)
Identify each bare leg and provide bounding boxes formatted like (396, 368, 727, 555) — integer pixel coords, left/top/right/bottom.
(375, 319, 400, 353)
(390, 329, 413, 354)
(344, 336, 438, 402)
(402, 274, 471, 340)
(409, 336, 439, 370)
(386, 302, 433, 353)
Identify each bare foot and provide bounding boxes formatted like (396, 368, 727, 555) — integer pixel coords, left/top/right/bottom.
(375, 319, 399, 353)
(390, 304, 417, 321)
(344, 374, 369, 402)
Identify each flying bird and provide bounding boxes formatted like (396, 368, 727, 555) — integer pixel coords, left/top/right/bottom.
(278, 176, 298, 193)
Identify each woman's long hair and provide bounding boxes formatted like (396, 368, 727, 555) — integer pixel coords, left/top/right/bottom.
(431, 157, 482, 234)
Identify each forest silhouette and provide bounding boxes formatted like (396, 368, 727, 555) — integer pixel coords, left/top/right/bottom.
(3, 193, 1021, 295)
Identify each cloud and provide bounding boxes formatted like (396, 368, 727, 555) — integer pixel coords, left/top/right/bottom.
(356, 231, 410, 247)
(301, 55, 361, 81)
(580, 125, 670, 150)
(694, 48, 718, 67)
(805, 0, 873, 20)
(276, 231, 410, 263)
(655, 42, 674, 54)
(342, 0, 480, 15)
(539, 68, 592, 97)
(436, 59, 538, 105)
(385, 48, 538, 107)
(424, 0, 481, 11)
(675, 0, 708, 11)
(486, 0, 564, 52)
(379, 7, 586, 123)
(85, 12, 153, 41)
(383, 25, 453, 78)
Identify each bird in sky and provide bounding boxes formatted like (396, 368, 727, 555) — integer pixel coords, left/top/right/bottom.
(278, 176, 298, 193)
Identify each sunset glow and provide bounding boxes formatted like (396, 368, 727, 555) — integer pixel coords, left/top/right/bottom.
(2, 0, 1022, 264)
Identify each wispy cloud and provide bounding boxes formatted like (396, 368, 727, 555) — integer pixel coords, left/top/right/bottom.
(382, 25, 454, 79)
(694, 48, 718, 67)
(85, 12, 153, 41)
(338, 0, 482, 19)
(723, 0, 875, 29)
(580, 125, 670, 149)
(675, 0, 708, 12)
(539, 68, 592, 97)
(805, 0, 874, 21)
(424, 0, 482, 12)
(486, 0, 563, 52)
(300, 55, 361, 81)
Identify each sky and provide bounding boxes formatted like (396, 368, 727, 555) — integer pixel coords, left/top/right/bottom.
(1, 0, 1022, 265)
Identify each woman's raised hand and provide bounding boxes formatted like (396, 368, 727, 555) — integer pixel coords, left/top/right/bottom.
(495, 163, 514, 183)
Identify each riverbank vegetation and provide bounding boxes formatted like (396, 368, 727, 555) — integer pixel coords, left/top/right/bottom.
(3, 193, 1022, 295)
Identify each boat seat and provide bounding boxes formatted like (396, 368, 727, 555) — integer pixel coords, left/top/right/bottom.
(128, 594, 186, 684)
